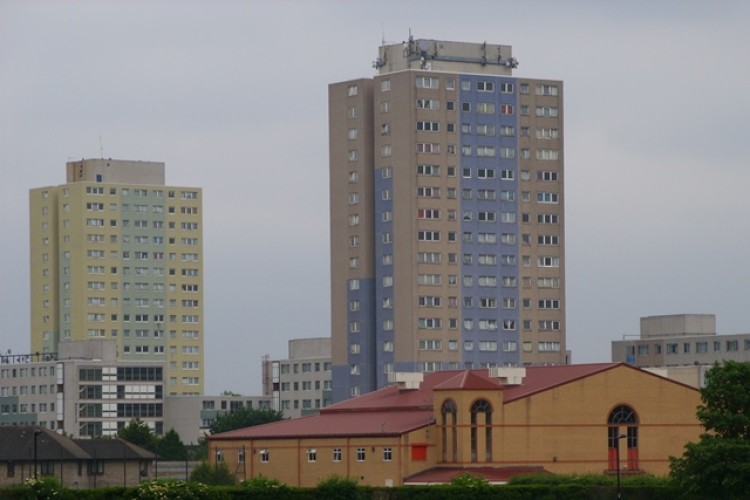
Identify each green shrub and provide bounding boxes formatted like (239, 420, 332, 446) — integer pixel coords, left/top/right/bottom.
(188, 461, 236, 486)
(134, 479, 210, 499)
(241, 474, 288, 489)
(449, 472, 490, 488)
(315, 474, 361, 499)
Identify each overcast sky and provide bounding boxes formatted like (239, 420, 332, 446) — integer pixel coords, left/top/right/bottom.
(2, 1, 750, 395)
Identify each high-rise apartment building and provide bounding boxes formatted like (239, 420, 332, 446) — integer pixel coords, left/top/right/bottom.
(329, 38, 566, 401)
(29, 159, 204, 395)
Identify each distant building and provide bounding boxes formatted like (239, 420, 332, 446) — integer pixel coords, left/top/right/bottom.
(263, 337, 332, 418)
(0, 340, 165, 437)
(208, 363, 700, 487)
(30, 159, 204, 396)
(329, 37, 567, 402)
(163, 394, 274, 444)
(0, 425, 154, 488)
(611, 314, 750, 386)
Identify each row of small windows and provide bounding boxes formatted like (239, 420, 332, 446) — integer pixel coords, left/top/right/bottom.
(407, 77, 558, 97)
(221, 446, 395, 465)
(408, 187, 559, 202)
(370, 122, 558, 140)
(76, 186, 199, 200)
(349, 341, 560, 360)
(628, 339, 750, 356)
(357, 144, 560, 160)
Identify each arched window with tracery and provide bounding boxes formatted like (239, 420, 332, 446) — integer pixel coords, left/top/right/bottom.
(607, 404, 639, 471)
(470, 399, 492, 462)
(441, 399, 457, 462)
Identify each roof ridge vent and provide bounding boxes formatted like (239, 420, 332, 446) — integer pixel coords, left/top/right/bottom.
(488, 367, 526, 385)
(387, 371, 424, 390)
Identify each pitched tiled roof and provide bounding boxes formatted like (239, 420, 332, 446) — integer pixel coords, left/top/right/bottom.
(211, 363, 687, 442)
(0, 426, 156, 461)
(433, 370, 503, 391)
(502, 363, 621, 402)
(0, 426, 89, 461)
(74, 438, 155, 460)
(404, 465, 548, 484)
(213, 409, 434, 440)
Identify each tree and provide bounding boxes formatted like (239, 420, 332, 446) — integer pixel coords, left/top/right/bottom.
(209, 407, 283, 435)
(117, 418, 157, 452)
(156, 429, 188, 460)
(670, 361, 750, 498)
(189, 460, 236, 485)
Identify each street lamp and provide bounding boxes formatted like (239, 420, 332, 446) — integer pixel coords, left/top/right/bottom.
(33, 429, 42, 479)
(615, 433, 627, 500)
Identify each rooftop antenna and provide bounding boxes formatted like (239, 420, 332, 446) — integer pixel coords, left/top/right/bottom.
(381, 22, 385, 46)
(99, 135, 104, 158)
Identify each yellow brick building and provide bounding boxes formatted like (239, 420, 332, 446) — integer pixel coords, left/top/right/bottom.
(29, 159, 204, 398)
(208, 363, 700, 486)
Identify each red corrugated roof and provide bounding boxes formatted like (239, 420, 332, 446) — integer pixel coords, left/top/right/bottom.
(211, 363, 683, 442)
(433, 370, 503, 391)
(212, 409, 434, 440)
(502, 363, 620, 402)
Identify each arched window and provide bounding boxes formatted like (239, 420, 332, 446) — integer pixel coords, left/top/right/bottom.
(441, 399, 457, 462)
(607, 405, 639, 471)
(470, 399, 492, 462)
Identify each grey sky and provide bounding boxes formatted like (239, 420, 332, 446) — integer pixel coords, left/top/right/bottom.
(2, 1, 749, 395)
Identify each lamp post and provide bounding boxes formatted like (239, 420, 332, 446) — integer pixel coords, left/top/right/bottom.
(33, 429, 42, 479)
(615, 433, 627, 499)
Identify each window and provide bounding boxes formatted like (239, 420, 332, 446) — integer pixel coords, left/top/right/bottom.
(536, 106, 559, 117)
(479, 340, 498, 350)
(418, 209, 440, 220)
(538, 320, 561, 331)
(536, 149, 559, 161)
(500, 104, 514, 115)
(538, 235, 559, 245)
(538, 299, 560, 309)
(476, 81, 494, 92)
(477, 124, 496, 136)
(307, 448, 317, 462)
(477, 146, 496, 157)
(356, 447, 366, 461)
(477, 168, 495, 179)
(538, 213, 559, 224)
(383, 447, 393, 462)
(417, 164, 440, 176)
(419, 295, 441, 308)
(418, 274, 441, 285)
(416, 76, 439, 88)
(538, 256, 560, 267)
(417, 121, 440, 132)
(536, 84, 559, 96)
(537, 277, 561, 288)
(416, 98, 439, 109)
(537, 128, 559, 139)
(476, 102, 495, 114)
(333, 448, 342, 462)
(419, 339, 442, 351)
(417, 143, 440, 154)
(260, 450, 269, 463)
(418, 318, 442, 329)
(538, 341, 561, 351)
(477, 189, 496, 200)
(470, 399, 492, 462)
(417, 186, 440, 198)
